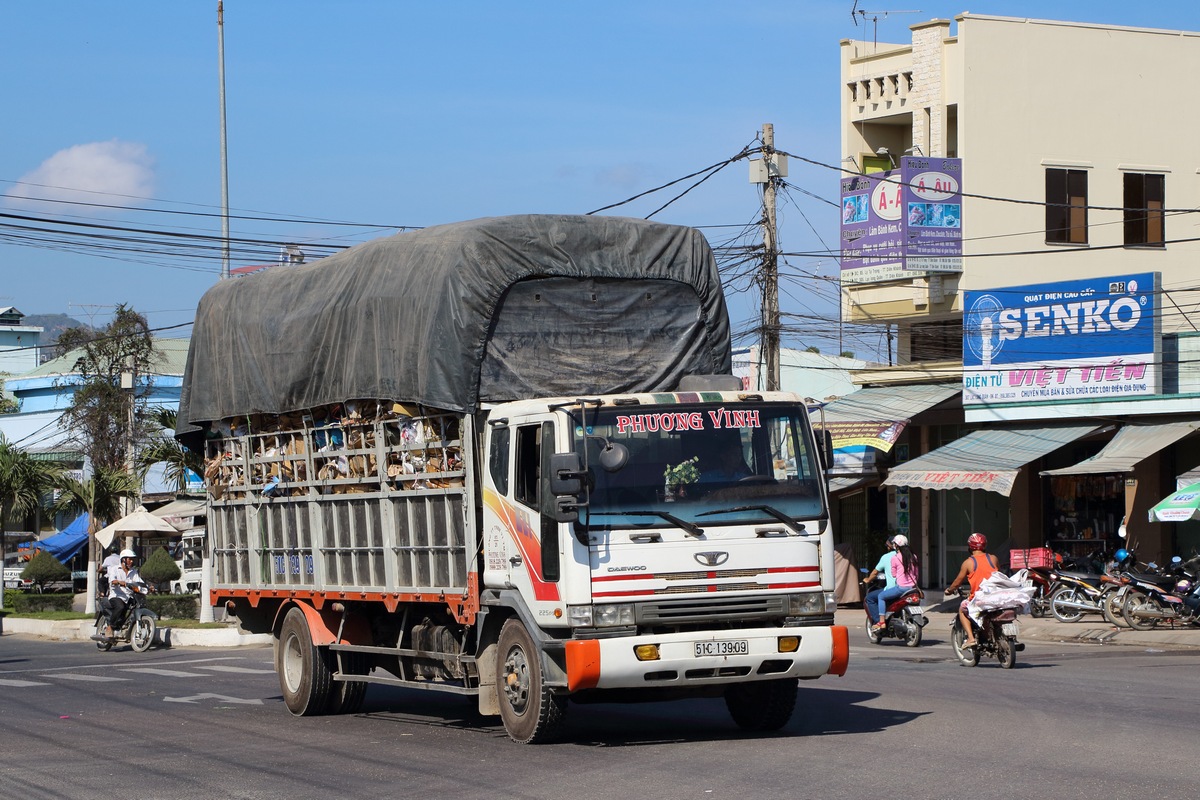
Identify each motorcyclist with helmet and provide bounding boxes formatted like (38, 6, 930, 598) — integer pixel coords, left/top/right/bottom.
(94, 549, 145, 641)
(945, 533, 999, 650)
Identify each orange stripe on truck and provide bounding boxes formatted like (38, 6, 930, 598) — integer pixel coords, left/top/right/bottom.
(827, 625, 849, 676)
(564, 639, 601, 691)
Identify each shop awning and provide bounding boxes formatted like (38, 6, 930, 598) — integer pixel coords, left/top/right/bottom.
(813, 382, 959, 453)
(883, 424, 1102, 496)
(828, 475, 879, 494)
(151, 497, 207, 532)
(1041, 421, 1200, 476)
(1176, 467, 1200, 491)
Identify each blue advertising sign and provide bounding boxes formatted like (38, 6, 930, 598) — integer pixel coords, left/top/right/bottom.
(840, 156, 963, 285)
(963, 273, 1160, 405)
(902, 157, 962, 273)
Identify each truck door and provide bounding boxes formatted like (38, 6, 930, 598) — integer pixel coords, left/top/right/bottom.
(482, 420, 562, 609)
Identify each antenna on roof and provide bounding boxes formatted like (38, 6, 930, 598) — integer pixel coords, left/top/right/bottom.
(851, 3, 921, 49)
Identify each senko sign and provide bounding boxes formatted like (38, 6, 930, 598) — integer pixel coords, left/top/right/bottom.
(840, 156, 963, 284)
(962, 273, 1160, 406)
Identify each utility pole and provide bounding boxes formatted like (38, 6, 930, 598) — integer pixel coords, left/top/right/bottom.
(217, 1, 231, 280)
(758, 124, 782, 391)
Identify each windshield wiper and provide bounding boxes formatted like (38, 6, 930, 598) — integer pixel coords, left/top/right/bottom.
(696, 505, 810, 535)
(589, 510, 705, 537)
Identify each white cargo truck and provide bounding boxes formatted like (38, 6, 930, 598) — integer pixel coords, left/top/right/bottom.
(179, 214, 847, 743)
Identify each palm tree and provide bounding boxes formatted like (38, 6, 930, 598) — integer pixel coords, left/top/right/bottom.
(53, 467, 141, 614)
(0, 436, 63, 611)
(136, 407, 203, 493)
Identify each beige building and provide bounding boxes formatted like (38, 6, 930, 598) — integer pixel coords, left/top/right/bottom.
(832, 13, 1200, 581)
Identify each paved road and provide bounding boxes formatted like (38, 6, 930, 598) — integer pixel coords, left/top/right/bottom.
(3, 632, 1198, 799)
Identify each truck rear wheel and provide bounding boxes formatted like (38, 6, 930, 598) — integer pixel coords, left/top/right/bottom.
(496, 619, 566, 744)
(277, 607, 333, 716)
(724, 678, 798, 732)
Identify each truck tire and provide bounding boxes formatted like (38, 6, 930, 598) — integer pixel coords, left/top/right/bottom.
(277, 607, 333, 716)
(496, 619, 566, 744)
(724, 678, 798, 731)
(326, 652, 369, 715)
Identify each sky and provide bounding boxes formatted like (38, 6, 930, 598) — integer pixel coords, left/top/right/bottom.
(4, 1, 1199, 360)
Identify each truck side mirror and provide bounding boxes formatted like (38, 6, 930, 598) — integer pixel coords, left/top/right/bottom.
(817, 429, 833, 473)
(549, 452, 585, 496)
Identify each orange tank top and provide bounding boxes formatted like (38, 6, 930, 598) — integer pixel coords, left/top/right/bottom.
(967, 553, 998, 597)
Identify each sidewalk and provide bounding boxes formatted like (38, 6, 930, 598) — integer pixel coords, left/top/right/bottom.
(838, 593, 1200, 651)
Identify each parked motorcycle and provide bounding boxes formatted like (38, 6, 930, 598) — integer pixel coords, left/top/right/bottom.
(1121, 555, 1200, 631)
(1048, 567, 1122, 624)
(1025, 566, 1056, 618)
(947, 586, 1026, 668)
(92, 584, 157, 652)
(862, 571, 927, 647)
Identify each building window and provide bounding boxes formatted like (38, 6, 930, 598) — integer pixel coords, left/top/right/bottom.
(1045, 168, 1088, 244)
(1124, 172, 1165, 247)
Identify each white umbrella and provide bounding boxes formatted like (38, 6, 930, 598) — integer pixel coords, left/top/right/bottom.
(94, 505, 180, 548)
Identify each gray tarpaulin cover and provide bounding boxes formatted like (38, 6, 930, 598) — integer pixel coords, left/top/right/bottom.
(179, 214, 731, 433)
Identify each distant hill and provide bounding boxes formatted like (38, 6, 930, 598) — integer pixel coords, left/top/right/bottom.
(22, 314, 91, 350)
(21, 311, 90, 352)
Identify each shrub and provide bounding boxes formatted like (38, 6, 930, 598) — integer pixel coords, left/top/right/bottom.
(140, 546, 181, 591)
(22, 550, 70, 592)
(9, 591, 73, 613)
(147, 593, 197, 620)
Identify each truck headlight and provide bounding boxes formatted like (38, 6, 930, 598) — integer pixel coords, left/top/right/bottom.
(568, 603, 634, 627)
(788, 592, 831, 616)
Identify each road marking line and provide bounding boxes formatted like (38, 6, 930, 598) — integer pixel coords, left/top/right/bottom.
(121, 668, 208, 678)
(0, 679, 51, 687)
(195, 665, 276, 674)
(163, 692, 264, 705)
(50, 674, 130, 682)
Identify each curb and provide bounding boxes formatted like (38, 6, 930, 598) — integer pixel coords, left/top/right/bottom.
(1, 617, 271, 648)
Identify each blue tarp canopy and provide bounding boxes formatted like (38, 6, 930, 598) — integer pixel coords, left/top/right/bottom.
(27, 514, 90, 563)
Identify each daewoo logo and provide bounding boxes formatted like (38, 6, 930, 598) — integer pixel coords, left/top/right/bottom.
(694, 551, 729, 567)
(607, 565, 648, 573)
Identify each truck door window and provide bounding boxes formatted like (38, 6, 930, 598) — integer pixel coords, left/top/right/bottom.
(489, 426, 510, 495)
(514, 422, 559, 582)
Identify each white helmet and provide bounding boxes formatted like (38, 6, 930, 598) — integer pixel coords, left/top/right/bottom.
(119, 549, 137, 559)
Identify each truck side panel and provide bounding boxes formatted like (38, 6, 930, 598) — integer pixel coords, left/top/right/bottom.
(207, 411, 477, 609)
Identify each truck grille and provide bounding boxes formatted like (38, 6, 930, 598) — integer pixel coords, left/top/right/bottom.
(636, 595, 788, 625)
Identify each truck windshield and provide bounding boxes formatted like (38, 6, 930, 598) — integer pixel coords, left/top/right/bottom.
(571, 403, 825, 528)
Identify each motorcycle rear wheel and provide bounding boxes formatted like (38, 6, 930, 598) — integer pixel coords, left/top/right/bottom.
(1050, 587, 1085, 623)
(131, 615, 156, 652)
(995, 632, 1017, 669)
(1121, 590, 1160, 631)
(950, 620, 979, 667)
(903, 613, 923, 647)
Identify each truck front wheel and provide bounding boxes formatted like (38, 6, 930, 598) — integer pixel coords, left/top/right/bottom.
(277, 607, 333, 716)
(724, 678, 798, 732)
(496, 619, 566, 744)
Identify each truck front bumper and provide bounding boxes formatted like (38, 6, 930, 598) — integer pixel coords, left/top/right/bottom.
(563, 624, 848, 692)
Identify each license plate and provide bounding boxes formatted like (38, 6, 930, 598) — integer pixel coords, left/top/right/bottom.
(1022, 580, 1034, 589)
(909, 606, 924, 615)
(1001, 621, 1019, 637)
(694, 639, 748, 657)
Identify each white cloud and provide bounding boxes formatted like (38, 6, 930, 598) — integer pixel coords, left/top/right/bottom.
(5, 140, 156, 212)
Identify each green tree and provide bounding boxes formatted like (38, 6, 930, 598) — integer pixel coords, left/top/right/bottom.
(137, 407, 203, 493)
(21, 549, 70, 592)
(56, 304, 159, 475)
(140, 546, 181, 592)
(0, 435, 62, 610)
(0, 377, 18, 414)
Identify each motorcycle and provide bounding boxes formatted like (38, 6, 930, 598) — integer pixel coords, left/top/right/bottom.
(1025, 566, 1056, 618)
(948, 593, 1026, 669)
(861, 571, 927, 647)
(1120, 555, 1200, 631)
(92, 583, 157, 652)
(1047, 567, 1123, 624)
